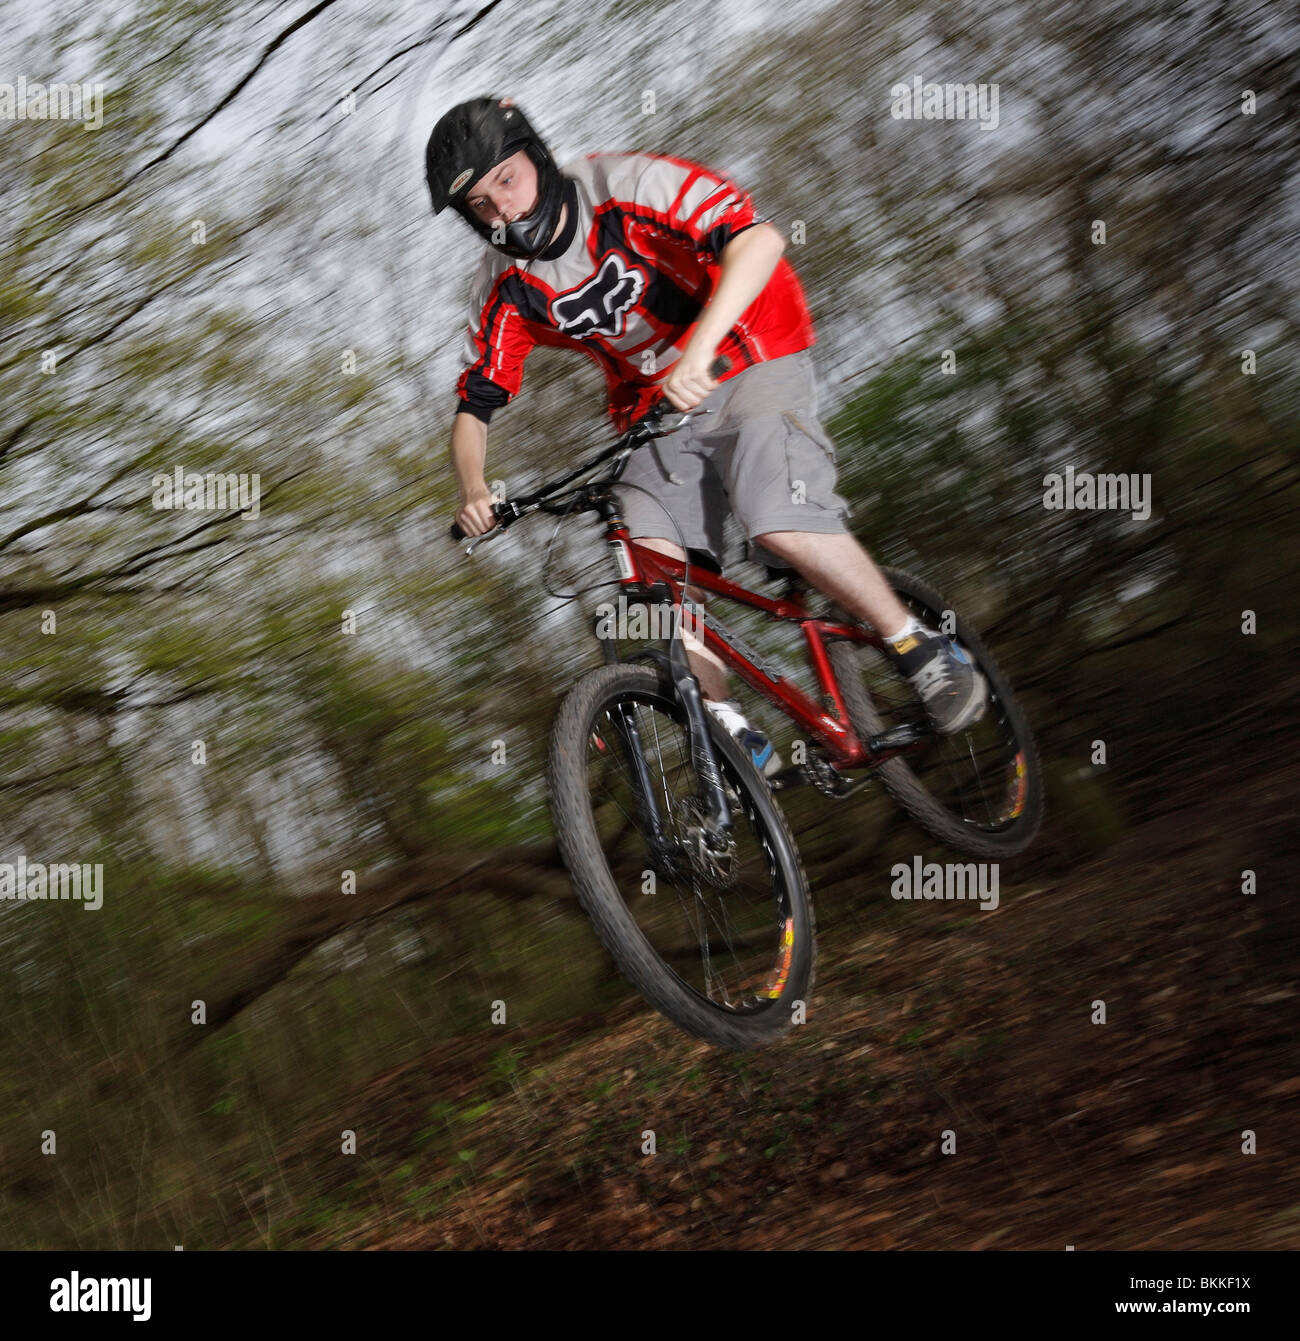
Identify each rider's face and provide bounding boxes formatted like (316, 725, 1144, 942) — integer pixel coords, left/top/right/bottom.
(464, 150, 539, 227)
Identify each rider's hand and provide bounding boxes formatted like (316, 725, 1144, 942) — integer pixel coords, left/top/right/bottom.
(662, 347, 721, 412)
(455, 486, 498, 537)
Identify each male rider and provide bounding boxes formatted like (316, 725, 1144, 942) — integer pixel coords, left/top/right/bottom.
(428, 97, 987, 772)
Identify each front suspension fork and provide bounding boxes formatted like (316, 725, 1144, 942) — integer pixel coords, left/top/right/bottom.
(594, 607, 735, 852)
(666, 629, 734, 849)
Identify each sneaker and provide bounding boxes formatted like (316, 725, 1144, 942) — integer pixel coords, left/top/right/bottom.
(705, 698, 783, 778)
(884, 631, 989, 734)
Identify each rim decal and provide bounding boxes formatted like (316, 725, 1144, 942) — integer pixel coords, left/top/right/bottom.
(764, 917, 796, 999)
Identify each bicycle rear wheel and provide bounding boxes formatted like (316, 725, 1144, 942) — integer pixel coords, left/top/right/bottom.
(547, 664, 814, 1049)
(828, 567, 1043, 857)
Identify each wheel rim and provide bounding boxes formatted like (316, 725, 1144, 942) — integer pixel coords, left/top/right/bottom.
(584, 689, 797, 1013)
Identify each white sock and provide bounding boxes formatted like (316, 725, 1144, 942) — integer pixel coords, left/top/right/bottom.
(883, 614, 926, 644)
(705, 698, 750, 731)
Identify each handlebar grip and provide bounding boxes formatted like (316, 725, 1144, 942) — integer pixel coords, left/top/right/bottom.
(451, 499, 509, 542)
(451, 361, 733, 540)
(640, 355, 734, 427)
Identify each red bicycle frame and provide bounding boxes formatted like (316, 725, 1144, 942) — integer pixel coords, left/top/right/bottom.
(603, 524, 888, 772)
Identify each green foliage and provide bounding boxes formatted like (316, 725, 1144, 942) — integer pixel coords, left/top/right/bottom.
(0, 0, 1294, 1252)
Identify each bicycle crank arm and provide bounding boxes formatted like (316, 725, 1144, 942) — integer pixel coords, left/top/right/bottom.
(771, 752, 886, 799)
(867, 723, 932, 753)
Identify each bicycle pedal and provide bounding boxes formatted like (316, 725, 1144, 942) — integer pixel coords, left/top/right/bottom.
(766, 764, 810, 791)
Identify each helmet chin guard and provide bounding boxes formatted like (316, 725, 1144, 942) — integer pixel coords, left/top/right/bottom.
(456, 142, 567, 261)
(426, 98, 568, 261)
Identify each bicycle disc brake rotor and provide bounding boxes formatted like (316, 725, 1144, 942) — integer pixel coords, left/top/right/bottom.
(675, 795, 739, 888)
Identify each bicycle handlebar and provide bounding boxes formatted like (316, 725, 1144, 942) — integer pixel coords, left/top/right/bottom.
(449, 356, 731, 543)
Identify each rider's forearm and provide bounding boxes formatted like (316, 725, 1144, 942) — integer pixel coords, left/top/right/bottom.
(450, 410, 490, 499)
(685, 223, 787, 357)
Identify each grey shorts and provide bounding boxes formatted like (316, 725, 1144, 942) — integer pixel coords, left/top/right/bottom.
(616, 350, 852, 570)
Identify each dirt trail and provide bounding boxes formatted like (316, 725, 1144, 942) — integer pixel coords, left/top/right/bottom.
(282, 751, 1298, 1250)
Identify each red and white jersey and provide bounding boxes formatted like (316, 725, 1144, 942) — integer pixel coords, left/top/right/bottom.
(454, 152, 816, 431)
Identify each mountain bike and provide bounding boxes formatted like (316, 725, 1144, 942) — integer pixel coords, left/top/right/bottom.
(450, 395, 1042, 1049)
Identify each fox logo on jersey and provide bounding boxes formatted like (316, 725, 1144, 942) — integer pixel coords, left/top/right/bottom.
(550, 252, 647, 338)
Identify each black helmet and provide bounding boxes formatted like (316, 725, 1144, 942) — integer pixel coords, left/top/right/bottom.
(425, 96, 566, 260)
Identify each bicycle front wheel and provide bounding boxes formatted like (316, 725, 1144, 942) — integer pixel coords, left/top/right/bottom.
(547, 664, 814, 1050)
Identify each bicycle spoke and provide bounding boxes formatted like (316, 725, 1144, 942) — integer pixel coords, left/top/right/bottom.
(582, 688, 790, 1013)
(829, 575, 1040, 851)
(962, 731, 995, 825)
